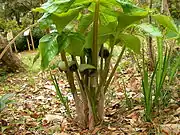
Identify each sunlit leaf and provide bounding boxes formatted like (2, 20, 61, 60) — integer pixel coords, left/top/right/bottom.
(153, 15, 178, 33)
(39, 33, 59, 69)
(116, 0, 146, 14)
(119, 34, 141, 54)
(117, 12, 148, 31)
(78, 13, 93, 33)
(51, 8, 80, 33)
(35, 0, 74, 14)
(138, 23, 162, 37)
(65, 32, 85, 56)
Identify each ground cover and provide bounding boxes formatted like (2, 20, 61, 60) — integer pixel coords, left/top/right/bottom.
(0, 51, 179, 135)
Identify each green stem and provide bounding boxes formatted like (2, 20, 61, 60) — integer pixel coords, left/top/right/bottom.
(92, 0, 100, 68)
(61, 51, 77, 96)
(88, 0, 100, 124)
(104, 45, 126, 93)
(99, 45, 104, 84)
(97, 36, 115, 95)
(50, 72, 71, 117)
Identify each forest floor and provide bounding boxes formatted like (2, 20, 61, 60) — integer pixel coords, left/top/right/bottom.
(0, 51, 179, 135)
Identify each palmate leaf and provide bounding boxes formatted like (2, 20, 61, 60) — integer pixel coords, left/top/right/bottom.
(100, 12, 117, 26)
(119, 34, 141, 54)
(39, 31, 85, 70)
(117, 12, 148, 31)
(51, 8, 80, 33)
(65, 32, 85, 56)
(84, 22, 117, 49)
(115, 0, 148, 31)
(38, 13, 53, 29)
(99, 0, 123, 17)
(78, 13, 93, 33)
(116, 0, 145, 14)
(33, 0, 74, 14)
(87, 0, 147, 31)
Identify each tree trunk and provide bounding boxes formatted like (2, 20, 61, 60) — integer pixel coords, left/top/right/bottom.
(0, 35, 25, 72)
(161, 0, 171, 15)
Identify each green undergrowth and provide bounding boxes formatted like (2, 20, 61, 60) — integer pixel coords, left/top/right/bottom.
(20, 50, 41, 73)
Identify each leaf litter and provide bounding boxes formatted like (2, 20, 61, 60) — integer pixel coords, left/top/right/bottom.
(0, 51, 179, 135)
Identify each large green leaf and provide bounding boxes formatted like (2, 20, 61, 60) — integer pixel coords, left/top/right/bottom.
(33, 0, 74, 14)
(138, 23, 162, 37)
(65, 32, 85, 56)
(57, 33, 70, 52)
(100, 13, 117, 25)
(99, 0, 123, 17)
(153, 15, 178, 33)
(39, 33, 59, 69)
(88, 0, 122, 17)
(51, 8, 80, 33)
(119, 34, 141, 54)
(99, 21, 117, 36)
(117, 12, 148, 31)
(116, 0, 145, 14)
(78, 13, 93, 33)
(38, 13, 53, 29)
(84, 22, 115, 49)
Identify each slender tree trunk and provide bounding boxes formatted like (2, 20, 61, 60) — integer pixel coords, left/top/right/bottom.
(161, 0, 171, 15)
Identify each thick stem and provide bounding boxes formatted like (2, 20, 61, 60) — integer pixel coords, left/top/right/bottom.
(88, 0, 100, 129)
(97, 87, 105, 121)
(97, 38, 115, 95)
(61, 52, 86, 127)
(72, 56, 89, 127)
(92, 0, 100, 68)
(161, 0, 171, 15)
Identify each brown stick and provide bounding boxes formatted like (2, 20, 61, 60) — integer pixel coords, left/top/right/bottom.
(26, 37, 31, 51)
(13, 42, 18, 53)
(0, 23, 38, 60)
(29, 29, 35, 50)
